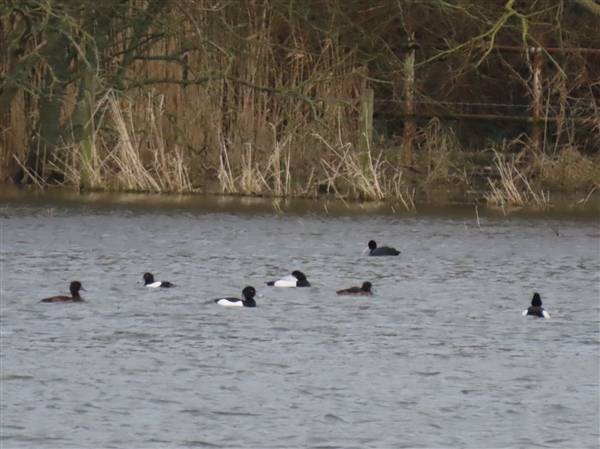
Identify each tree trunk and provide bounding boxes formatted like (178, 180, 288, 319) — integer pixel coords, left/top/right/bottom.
(26, 14, 72, 182)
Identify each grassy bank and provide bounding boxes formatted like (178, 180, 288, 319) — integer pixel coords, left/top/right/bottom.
(11, 93, 599, 212)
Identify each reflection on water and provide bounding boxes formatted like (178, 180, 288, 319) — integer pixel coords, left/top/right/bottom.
(2, 184, 599, 219)
(1, 188, 599, 448)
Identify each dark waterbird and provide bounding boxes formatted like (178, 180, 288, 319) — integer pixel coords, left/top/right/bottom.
(40, 281, 85, 303)
(142, 272, 174, 288)
(266, 270, 311, 287)
(214, 286, 258, 307)
(336, 281, 375, 296)
(363, 240, 400, 256)
(522, 292, 550, 318)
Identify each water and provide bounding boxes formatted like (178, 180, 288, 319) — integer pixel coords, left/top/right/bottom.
(1, 191, 599, 448)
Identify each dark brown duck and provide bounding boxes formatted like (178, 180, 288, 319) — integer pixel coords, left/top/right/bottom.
(336, 281, 375, 296)
(40, 281, 85, 303)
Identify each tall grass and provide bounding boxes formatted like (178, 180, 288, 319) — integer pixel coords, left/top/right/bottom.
(484, 149, 550, 207)
(315, 132, 415, 210)
(537, 145, 600, 191)
(17, 91, 194, 193)
(4, 1, 599, 214)
(215, 116, 417, 210)
(217, 126, 294, 196)
(483, 127, 599, 208)
(417, 119, 459, 187)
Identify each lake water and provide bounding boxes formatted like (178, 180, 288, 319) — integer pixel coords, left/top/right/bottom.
(1, 189, 599, 448)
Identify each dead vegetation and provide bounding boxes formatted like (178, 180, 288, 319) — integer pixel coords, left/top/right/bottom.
(15, 92, 193, 193)
(3, 2, 599, 209)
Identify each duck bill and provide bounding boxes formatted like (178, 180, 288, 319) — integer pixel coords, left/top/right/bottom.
(362, 246, 369, 254)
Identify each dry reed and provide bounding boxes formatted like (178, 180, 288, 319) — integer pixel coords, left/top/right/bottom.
(418, 119, 459, 187)
(214, 110, 418, 209)
(315, 132, 416, 210)
(41, 91, 194, 193)
(537, 145, 600, 191)
(3, 1, 597, 212)
(484, 149, 550, 207)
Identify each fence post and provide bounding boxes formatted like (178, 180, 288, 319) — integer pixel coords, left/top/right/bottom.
(531, 45, 545, 153)
(402, 31, 417, 166)
(360, 88, 374, 151)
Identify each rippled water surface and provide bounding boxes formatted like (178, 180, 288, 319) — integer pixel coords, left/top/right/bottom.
(1, 191, 599, 448)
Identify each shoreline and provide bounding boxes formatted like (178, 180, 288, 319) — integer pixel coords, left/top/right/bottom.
(2, 183, 598, 219)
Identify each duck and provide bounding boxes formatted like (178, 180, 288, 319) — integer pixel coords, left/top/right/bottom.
(363, 240, 400, 256)
(40, 281, 85, 303)
(522, 292, 550, 318)
(336, 281, 375, 296)
(141, 272, 174, 288)
(266, 270, 311, 287)
(214, 286, 258, 307)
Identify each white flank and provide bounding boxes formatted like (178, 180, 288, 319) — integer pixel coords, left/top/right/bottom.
(216, 299, 243, 307)
(146, 281, 163, 288)
(522, 310, 528, 316)
(272, 274, 299, 287)
(542, 310, 550, 318)
(273, 279, 298, 287)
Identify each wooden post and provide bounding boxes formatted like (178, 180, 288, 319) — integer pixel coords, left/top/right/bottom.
(531, 45, 545, 153)
(402, 31, 417, 167)
(360, 88, 374, 151)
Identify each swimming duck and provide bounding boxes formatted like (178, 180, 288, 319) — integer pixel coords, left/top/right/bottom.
(214, 286, 258, 307)
(142, 272, 174, 288)
(363, 240, 400, 256)
(336, 281, 375, 296)
(40, 281, 85, 303)
(266, 270, 311, 287)
(522, 292, 550, 318)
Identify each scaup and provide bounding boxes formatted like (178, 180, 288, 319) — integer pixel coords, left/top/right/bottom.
(214, 286, 258, 307)
(266, 270, 311, 287)
(142, 272, 174, 288)
(522, 292, 550, 318)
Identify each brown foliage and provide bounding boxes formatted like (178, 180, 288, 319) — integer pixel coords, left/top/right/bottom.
(1, 0, 598, 204)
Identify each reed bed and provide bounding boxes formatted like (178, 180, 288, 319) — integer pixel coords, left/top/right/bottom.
(3, 1, 598, 214)
(537, 145, 600, 191)
(217, 127, 294, 197)
(23, 92, 194, 193)
(484, 149, 551, 207)
(5, 2, 597, 211)
(417, 119, 459, 187)
(13, 86, 596, 211)
(263, 128, 292, 197)
(315, 133, 415, 209)
(214, 115, 417, 210)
